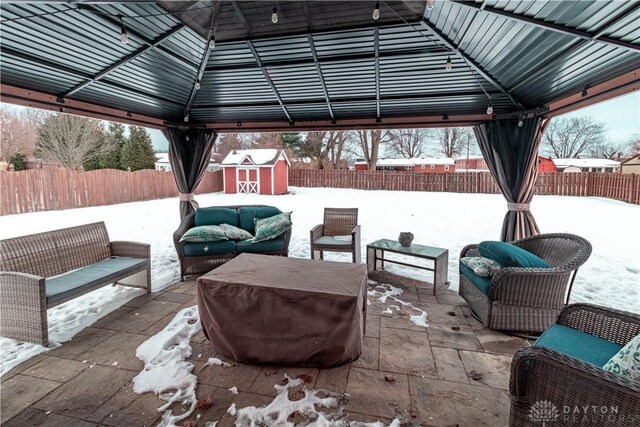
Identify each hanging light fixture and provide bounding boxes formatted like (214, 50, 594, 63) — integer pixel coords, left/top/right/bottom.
(209, 35, 215, 49)
(195, 81, 201, 90)
(486, 102, 493, 115)
(445, 55, 452, 71)
(271, 4, 278, 23)
(184, 114, 189, 122)
(518, 114, 524, 127)
(373, 2, 380, 20)
(119, 16, 128, 44)
(426, 0, 436, 11)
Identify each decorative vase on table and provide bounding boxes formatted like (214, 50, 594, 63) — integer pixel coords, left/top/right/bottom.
(398, 232, 414, 247)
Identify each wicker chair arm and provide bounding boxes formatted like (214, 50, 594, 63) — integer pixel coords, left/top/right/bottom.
(510, 346, 640, 400)
(460, 244, 480, 258)
(0, 271, 45, 286)
(557, 303, 640, 345)
(282, 227, 292, 252)
(110, 241, 150, 260)
(173, 213, 196, 252)
(310, 224, 324, 242)
(488, 268, 571, 307)
(351, 225, 361, 240)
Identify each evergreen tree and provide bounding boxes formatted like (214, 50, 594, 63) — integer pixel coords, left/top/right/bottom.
(100, 123, 127, 169)
(280, 132, 304, 159)
(121, 126, 156, 171)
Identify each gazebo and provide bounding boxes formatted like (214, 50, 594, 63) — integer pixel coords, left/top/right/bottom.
(1, 0, 638, 238)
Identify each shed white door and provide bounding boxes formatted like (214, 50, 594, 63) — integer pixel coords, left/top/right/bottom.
(237, 168, 259, 193)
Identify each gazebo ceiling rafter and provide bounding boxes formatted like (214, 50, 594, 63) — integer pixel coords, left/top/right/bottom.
(307, 34, 334, 121)
(418, 19, 525, 110)
(60, 24, 185, 98)
(246, 40, 293, 123)
(1, 46, 184, 108)
(453, 0, 640, 54)
(374, 25, 381, 121)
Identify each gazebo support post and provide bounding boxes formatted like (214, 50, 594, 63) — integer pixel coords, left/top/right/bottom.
(473, 118, 548, 242)
(162, 129, 218, 219)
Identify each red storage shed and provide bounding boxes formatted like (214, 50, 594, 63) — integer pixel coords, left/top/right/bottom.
(221, 149, 290, 195)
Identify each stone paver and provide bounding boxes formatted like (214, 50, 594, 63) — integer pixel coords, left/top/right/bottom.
(249, 367, 319, 397)
(475, 328, 531, 355)
(459, 350, 513, 390)
(100, 300, 181, 333)
(352, 336, 379, 370)
(315, 365, 350, 393)
(427, 323, 484, 351)
(194, 361, 261, 391)
(45, 327, 115, 360)
(1, 375, 61, 423)
(431, 347, 470, 384)
(76, 332, 147, 371)
(379, 327, 436, 378)
(22, 356, 88, 383)
(88, 383, 162, 426)
(346, 367, 411, 419)
(365, 314, 381, 338)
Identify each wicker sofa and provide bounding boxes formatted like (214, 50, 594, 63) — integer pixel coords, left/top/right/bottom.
(0, 222, 150, 346)
(510, 304, 640, 427)
(173, 205, 291, 280)
(459, 233, 592, 332)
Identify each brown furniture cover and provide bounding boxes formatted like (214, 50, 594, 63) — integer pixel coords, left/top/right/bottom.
(197, 253, 367, 368)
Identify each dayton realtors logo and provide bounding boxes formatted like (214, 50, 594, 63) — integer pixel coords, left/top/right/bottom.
(528, 400, 559, 426)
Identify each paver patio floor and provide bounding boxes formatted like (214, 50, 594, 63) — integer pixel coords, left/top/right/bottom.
(1, 271, 529, 426)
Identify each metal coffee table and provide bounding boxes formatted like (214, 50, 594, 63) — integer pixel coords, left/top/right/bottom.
(366, 239, 449, 295)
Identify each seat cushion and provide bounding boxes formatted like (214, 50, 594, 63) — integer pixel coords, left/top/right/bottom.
(238, 206, 282, 234)
(195, 207, 239, 227)
(46, 257, 147, 303)
(182, 240, 236, 257)
(478, 241, 551, 269)
(314, 235, 353, 246)
(180, 225, 228, 243)
(236, 236, 286, 254)
(460, 263, 492, 295)
(535, 324, 623, 366)
(253, 212, 292, 243)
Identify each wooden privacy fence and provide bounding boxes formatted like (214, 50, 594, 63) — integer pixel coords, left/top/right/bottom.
(289, 169, 640, 205)
(0, 169, 223, 215)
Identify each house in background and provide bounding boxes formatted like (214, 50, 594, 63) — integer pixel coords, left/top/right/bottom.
(619, 155, 640, 174)
(455, 156, 557, 172)
(354, 157, 456, 173)
(221, 149, 290, 195)
(552, 158, 620, 173)
(155, 153, 221, 172)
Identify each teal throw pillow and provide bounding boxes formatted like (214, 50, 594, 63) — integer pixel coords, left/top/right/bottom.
(460, 257, 501, 277)
(603, 334, 640, 380)
(179, 225, 228, 243)
(219, 223, 253, 240)
(252, 212, 292, 243)
(478, 241, 551, 269)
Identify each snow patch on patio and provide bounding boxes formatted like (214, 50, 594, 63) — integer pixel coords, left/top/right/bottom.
(369, 283, 429, 327)
(0, 284, 143, 377)
(132, 306, 201, 427)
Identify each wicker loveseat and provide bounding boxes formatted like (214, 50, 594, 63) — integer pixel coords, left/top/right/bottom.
(459, 233, 592, 332)
(173, 205, 291, 280)
(510, 304, 640, 427)
(0, 222, 150, 346)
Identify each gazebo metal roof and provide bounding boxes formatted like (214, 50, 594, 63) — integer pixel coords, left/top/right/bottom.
(1, 0, 638, 132)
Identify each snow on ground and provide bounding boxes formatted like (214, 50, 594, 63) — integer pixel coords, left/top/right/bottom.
(0, 285, 143, 376)
(0, 187, 638, 313)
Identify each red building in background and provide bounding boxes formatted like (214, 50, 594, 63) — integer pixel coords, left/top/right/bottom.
(455, 156, 557, 172)
(221, 149, 289, 195)
(354, 157, 456, 173)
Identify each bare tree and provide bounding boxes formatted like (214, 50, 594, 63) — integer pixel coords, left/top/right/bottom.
(588, 141, 626, 159)
(301, 131, 348, 169)
(627, 134, 640, 156)
(436, 127, 472, 158)
(0, 106, 48, 161)
(35, 114, 110, 169)
(387, 128, 431, 158)
(542, 116, 606, 158)
(351, 130, 391, 170)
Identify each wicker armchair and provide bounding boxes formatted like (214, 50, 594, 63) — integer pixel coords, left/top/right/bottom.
(459, 233, 592, 332)
(510, 304, 640, 427)
(310, 208, 361, 263)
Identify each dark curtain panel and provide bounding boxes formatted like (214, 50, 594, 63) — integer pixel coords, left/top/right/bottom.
(162, 128, 217, 219)
(473, 118, 547, 242)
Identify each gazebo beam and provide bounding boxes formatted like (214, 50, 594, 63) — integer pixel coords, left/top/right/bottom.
(307, 34, 335, 121)
(246, 40, 293, 123)
(1, 46, 185, 108)
(374, 26, 381, 120)
(419, 19, 525, 110)
(231, 1, 254, 38)
(453, 1, 640, 53)
(60, 24, 185, 98)
(77, 4, 198, 71)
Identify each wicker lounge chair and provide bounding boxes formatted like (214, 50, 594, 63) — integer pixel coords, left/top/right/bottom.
(459, 233, 592, 332)
(310, 208, 361, 263)
(510, 304, 640, 427)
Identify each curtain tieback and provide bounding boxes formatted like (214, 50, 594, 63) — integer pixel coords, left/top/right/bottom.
(507, 202, 530, 211)
(179, 193, 195, 201)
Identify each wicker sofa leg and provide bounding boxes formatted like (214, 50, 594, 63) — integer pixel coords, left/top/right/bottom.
(116, 268, 151, 293)
(0, 272, 49, 347)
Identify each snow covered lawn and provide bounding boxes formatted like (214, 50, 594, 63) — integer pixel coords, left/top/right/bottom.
(1, 187, 637, 313)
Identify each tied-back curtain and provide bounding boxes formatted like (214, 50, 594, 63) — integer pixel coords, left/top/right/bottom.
(162, 128, 217, 219)
(473, 118, 547, 242)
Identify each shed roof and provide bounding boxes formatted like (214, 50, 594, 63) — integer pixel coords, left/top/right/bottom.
(221, 149, 288, 166)
(0, 1, 638, 132)
(552, 158, 621, 168)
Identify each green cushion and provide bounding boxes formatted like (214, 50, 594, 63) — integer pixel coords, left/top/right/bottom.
(219, 223, 253, 240)
(46, 257, 147, 303)
(195, 207, 239, 227)
(182, 240, 236, 257)
(603, 334, 640, 380)
(180, 225, 228, 243)
(535, 325, 623, 366)
(238, 206, 282, 234)
(236, 235, 286, 254)
(478, 241, 551, 269)
(253, 212, 292, 243)
(460, 263, 492, 295)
